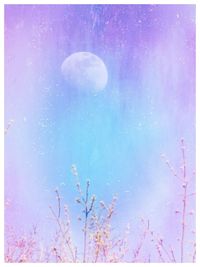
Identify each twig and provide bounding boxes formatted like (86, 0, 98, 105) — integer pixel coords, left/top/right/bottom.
(192, 242, 196, 263)
(158, 238, 174, 262)
(132, 219, 149, 262)
(55, 189, 61, 219)
(162, 139, 194, 263)
(49, 192, 76, 263)
(180, 138, 187, 263)
(4, 119, 14, 135)
(156, 244, 165, 262)
(83, 181, 95, 262)
(170, 246, 176, 262)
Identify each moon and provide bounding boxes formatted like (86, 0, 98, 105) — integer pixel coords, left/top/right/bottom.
(61, 52, 108, 92)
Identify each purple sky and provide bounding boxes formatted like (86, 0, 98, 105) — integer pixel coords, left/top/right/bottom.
(5, 5, 195, 262)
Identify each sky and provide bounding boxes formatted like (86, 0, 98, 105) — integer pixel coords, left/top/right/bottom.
(4, 5, 195, 262)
